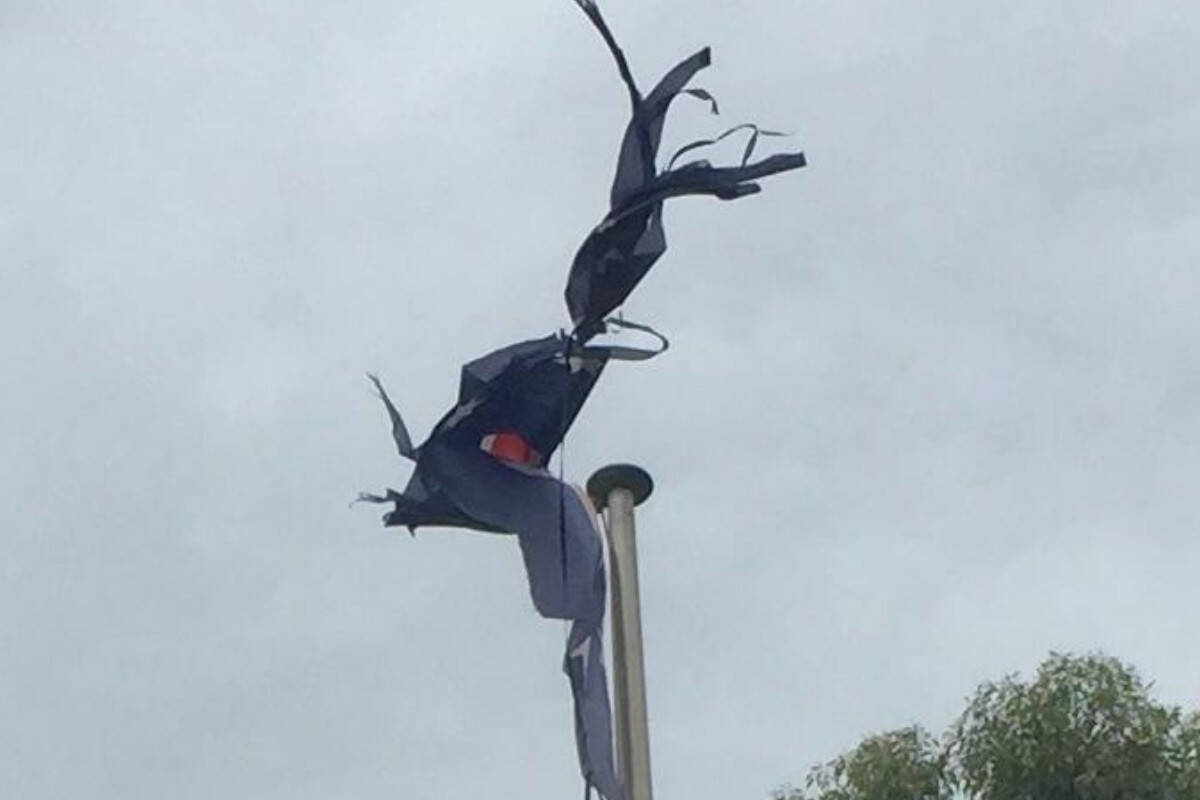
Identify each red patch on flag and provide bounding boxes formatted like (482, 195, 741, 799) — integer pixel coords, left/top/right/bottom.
(480, 432, 540, 466)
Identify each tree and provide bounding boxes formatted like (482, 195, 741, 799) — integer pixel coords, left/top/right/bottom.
(950, 652, 1200, 800)
(773, 725, 950, 800)
(774, 653, 1200, 800)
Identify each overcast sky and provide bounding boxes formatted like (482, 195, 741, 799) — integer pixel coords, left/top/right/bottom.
(3, 1, 1199, 798)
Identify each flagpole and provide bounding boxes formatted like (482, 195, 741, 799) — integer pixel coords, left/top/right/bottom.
(588, 463, 655, 800)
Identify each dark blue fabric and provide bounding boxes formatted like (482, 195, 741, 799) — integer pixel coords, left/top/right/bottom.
(361, 334, 624, 799)
(564, 39, 806, 341)
(363, 334, 606, 534)
(359, 4, 806, 797)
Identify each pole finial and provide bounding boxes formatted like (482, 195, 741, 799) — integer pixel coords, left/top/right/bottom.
(587, 463, 653, 510)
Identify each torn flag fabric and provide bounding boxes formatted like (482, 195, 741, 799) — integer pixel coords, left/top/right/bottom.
(359, 328, 662, 534)
(566, 0, 807, 341)
(358, 3, 806, 798)
(360, 328, 664, 799)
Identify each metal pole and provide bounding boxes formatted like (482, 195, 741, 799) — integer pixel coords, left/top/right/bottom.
(588, 464, 654, 800)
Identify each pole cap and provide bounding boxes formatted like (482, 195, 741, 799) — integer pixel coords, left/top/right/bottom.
(587, 463, 654, 510)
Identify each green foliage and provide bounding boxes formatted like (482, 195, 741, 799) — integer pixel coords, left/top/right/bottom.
(773, 726, 950, 800)
(950, 653, 1198, 800)
(1173, 712, 1200, 799)
(775, 652, 1200, 800)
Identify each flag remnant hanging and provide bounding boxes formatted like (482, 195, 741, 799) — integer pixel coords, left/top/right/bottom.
(565, 0, 807, 342)
(360, 2, 805, 798)
(358, 328, 663, 799)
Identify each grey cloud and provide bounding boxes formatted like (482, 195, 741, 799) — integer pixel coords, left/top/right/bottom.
(4, 1, 1199, 798)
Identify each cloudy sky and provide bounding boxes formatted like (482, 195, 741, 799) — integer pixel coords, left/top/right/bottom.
(3, 1, 1199, 797)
